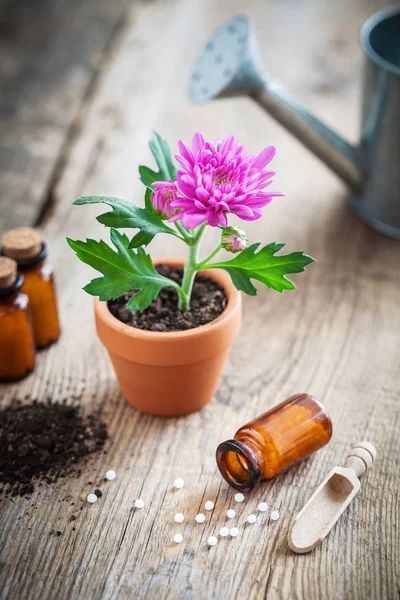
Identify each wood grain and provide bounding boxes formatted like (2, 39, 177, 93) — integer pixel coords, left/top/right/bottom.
(1, 0, 399, 599)
(0, 0, 129, 232)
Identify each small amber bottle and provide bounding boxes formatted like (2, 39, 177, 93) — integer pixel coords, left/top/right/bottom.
(0, 257, 36, 381)
(216, 394, 332, 491)
(2, 227, 60, 348)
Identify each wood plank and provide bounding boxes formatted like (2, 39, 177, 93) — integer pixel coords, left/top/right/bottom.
(1, 0, 399, 599)
(0, 0, 129, 232)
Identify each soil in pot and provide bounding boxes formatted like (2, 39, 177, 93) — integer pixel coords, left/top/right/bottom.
(107, 264, 227, 332)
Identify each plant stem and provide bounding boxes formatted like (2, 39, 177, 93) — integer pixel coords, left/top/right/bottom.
(179, 245, 197, 311)
(197, 244, 222, 269)
(174, 220, 193, 243)
(178, 224, 207, 310)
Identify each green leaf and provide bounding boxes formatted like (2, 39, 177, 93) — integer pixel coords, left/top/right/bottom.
(66, 229, 178, 311)
(138, 166, 160, 189)
(73, 194, 180, 247)
(144, 186, 154, 211)
(139, 131, 177, 188)
(205, 242, 315, 295)
(129, 230, 155, 248)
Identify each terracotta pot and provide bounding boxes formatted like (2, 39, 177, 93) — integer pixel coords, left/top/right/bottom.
(94, 257, 242, 416)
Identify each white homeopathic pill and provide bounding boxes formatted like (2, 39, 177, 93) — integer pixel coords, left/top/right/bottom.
(226, 509, 236, 519)
(229, 527, 239, 537)
(219, 527, 229, 537)
(134, 498, 145, 509)
(234, 493, 245, 503)
(270, 510, 280, 521)
(258, 502, 268, 512)
(174, 513, 184, 523)
(247, 514, 257, 524)
(207, 536, 218, 547)
(87, 493, 98, 504)
(174, 478, 184, 489)
(195, 513, 205, 524)
(205, 501, 214, 511)
(173, 533, 183, 544)
(105, 470, 116, 481)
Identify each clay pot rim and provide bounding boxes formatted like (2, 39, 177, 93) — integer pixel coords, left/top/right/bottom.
(94, 256, 241, 341)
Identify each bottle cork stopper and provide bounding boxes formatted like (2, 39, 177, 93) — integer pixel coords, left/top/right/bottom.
(1, 227, 42, 260)
(0, 256, 17, 288)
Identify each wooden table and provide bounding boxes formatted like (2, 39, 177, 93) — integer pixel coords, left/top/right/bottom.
(1, 1, 399, 598)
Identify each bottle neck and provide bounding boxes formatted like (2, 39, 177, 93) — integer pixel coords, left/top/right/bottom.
(0, 242, 47, 272)
(0, 273, 23, 299)
(216, 438, 265, 492)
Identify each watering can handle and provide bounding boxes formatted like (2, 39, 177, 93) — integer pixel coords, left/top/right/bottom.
(253, 79, 363, 193)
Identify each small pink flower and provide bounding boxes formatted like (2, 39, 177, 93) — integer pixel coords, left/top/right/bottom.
(151, 181, 182, 220)
(221, 226, 247, 253)
(159, 133, 284, 229)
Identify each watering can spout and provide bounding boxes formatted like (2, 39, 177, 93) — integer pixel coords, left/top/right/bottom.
(189, 16, 363, 193)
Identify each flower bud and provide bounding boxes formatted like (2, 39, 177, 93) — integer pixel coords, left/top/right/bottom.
(151, 181, 181, 220)
(221, 226, 248, 253)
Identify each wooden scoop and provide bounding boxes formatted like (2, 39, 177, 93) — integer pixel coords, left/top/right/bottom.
(288, 441, 376, 553)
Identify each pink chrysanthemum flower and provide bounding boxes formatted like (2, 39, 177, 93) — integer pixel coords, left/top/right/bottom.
(166, 133, 284, 229)
(151, 181, 182, 220)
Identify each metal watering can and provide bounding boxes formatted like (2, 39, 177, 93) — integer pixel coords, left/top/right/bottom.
(188, 7, 400, 239)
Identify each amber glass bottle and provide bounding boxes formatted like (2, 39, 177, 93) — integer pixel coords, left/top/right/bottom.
(0, 257, 36, 381)
(2, 228, 60, 348)
(216, 394, 332, 491)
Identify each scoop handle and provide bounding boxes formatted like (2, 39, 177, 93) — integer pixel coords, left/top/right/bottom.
(344, 441, 377, 478)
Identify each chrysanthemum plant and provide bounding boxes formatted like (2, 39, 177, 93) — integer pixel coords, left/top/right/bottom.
(68, 132, 315, 312)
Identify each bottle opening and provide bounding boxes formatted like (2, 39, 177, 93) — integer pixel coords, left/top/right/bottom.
(216, 440, 261, 492)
